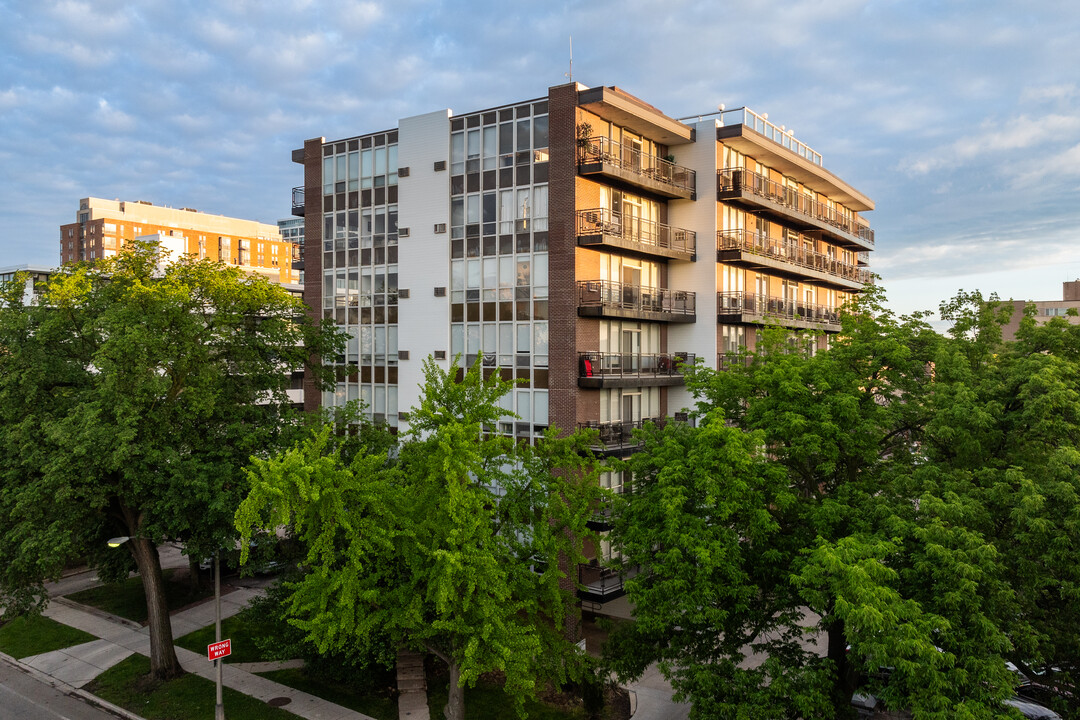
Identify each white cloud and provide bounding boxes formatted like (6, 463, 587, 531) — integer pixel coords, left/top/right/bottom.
(94, 98, 136, 133)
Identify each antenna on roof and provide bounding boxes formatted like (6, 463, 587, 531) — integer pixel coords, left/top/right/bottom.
(565, 35, 572, 82)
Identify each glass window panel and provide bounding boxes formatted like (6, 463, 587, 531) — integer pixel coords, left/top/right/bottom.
(533, 116, 548, 149)
(451, 198, 464, 227)
(336, 155, 346, 182)
(467, 324, 480, 353)
(533, 391, 548, 425)
(451, 260, 464, 289)
(534, 322, 548, 355)
(388, 145, 397, 173)
(533, 254, 547, 288)
(500, 323, 513, 354)
(467, 129, 480, 158)
(483, 324, 496, 353)
(323, 157, 334, 193)
(517, 324, 530, 352)
(499, 122, 513, 154)
(467, 195, 480, 223)
(517, 391, 530, 421)
(374, 147, 386, 175)
(483, 193, 496, 223)
(516, 119, 531, 151)
(467, 259, 480, 288)
(452, 324, 464, 355)
(375, 386, 386, 414)
(348, 152, 359, 180)
(516, 258, 530, 286)
(483, 258, 497, 288)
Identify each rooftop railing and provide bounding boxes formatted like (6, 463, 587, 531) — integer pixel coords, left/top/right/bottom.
(717, 291, 842, 328)
(719, 107, 823, 166)
(577, 280, 696, 319)
(718, 169, 874, 246)
(577, 208, 696, 258)
(578, 136, 696, 195)
(717, 229, 873, 285)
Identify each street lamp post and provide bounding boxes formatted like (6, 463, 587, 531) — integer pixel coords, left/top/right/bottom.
(107, 537, 224, 719)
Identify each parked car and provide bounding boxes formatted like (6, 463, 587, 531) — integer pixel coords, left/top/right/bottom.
(851, 690, 1061, 719)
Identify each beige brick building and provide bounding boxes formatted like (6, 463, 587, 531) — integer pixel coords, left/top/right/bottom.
(61, 198, 298, 284)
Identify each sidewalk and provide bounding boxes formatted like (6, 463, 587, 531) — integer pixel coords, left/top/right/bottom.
(0, 566, 380, 720)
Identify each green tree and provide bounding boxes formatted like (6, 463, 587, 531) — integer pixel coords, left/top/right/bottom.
(236, 358, 606, 720)
(0, 242, 345, 679)
(606, 289, 1027, 719)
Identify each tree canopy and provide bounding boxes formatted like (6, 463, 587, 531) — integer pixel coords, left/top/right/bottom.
(0, 242, 344, 678)
(606, 288, 1080, 719)
(236, 358, 607, 720)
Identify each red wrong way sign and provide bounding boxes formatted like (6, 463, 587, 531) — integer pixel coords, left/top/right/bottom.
(208, 639, 232, 661)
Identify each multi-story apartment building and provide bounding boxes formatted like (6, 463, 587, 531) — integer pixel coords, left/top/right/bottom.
(292, 82, 874, 605)
(1000, 280, 1080, 341)
(61, 198, 298, 284)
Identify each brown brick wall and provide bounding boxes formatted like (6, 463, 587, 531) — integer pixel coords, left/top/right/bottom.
(302, 137, 326, 413)
(548, 83, 580, 437)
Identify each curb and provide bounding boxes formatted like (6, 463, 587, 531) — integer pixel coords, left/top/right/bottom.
(0, 648, 147, 720)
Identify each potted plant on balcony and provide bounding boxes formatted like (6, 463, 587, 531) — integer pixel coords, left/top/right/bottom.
(576, 122, 594, 161)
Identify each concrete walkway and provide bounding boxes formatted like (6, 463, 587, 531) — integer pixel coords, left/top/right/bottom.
(5, 570, 381, 720)
(395, 649, 429, 720)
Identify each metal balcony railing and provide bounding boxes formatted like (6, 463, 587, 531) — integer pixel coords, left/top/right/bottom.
(717, 230, 873, 285)
(291, 186, 305, 217)
(578, 351, 694, 380)
(578, 136, 696, 195)
(578, 563, 637, 601)
(577, 208, 696, 258)
(717, 353, 752, 371)
(717, 291, 842, 327)
(718, 169, 873, 246)
(577, 280, 696, 319)
(578, 417, 664, 449)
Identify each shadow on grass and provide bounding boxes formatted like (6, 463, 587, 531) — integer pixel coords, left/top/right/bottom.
(65, 569, 214, 624)
(85, 654, 298, 720)
(257, 666, 399, 720)
(0, 615, 97, 659)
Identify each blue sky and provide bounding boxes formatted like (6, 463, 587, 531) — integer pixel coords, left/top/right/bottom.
(2, 0, 1078, 319)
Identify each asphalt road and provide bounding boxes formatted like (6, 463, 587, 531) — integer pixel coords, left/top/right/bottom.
(0, 660, 123, 720)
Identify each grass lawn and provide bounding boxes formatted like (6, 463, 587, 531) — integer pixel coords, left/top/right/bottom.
(0, 615, 96, 659)
(65, 569, 213, 623)
(86, 654, 299, 720)
(175, 607, 278, 664)
(257, 666, 398, 720)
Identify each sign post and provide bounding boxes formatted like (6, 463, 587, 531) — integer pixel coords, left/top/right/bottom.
(208, 639, 232, 661)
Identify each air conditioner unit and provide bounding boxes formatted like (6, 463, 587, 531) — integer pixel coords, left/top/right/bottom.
(398, 288, 410, 299)
(433, 223, 447, 234)
(434, 286, 447, 297)
(398, 350, 410, 360)
(399, 227, 410, 238)
(434, 160, 447, 172)
(434, 350, 447, 360)
(398, 166, 410, 177)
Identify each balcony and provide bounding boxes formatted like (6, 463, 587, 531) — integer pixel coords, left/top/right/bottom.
(717, 353, 752, 371)
(717, 230, 872, 290)
(291, 186, 305, 217)
(717, 169, 873, 250)
(717, 291, 842, 331)
(577, 280, 696, 323)
(578, 137, 696, 200)
(587, 485, 634, 530)
(578, 562, 637, 602)
(577, 208, 695, 262)
(578, 351, 694, 388)
(578, 417, 665, 453)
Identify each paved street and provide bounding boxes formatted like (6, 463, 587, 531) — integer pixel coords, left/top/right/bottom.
(0, 660, 123, 720)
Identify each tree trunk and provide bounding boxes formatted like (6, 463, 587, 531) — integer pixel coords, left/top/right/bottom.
(187, 554, 202, 594)
(444, 659, 465, 720)
(827, 617, 858, 719)
(129, 536, 183, 680)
